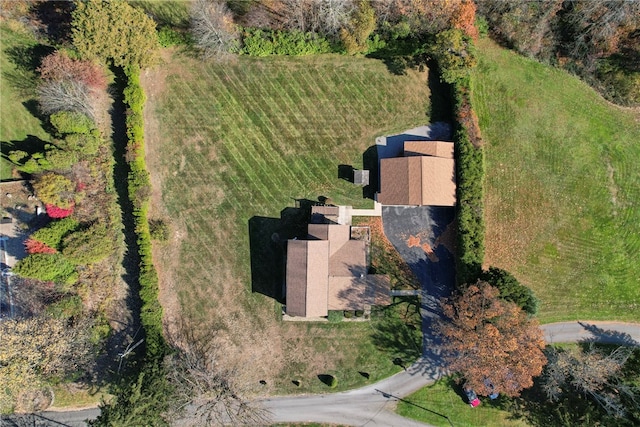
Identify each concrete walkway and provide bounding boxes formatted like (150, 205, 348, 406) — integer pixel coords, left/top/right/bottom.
(351, 200, 383, 217)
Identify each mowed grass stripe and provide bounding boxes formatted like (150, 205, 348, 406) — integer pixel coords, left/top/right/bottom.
(148, 51, 431, 389)
(475, 39, 640, 323)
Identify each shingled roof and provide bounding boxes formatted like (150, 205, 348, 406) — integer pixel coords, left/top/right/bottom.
(285, 223, 390, 318)
(377, 140, 456, 206)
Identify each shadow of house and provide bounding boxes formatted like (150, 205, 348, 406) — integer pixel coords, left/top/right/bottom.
(249, 199, 327, 303)
(249, 216, 286, 303)
(362, 146, 379, 200)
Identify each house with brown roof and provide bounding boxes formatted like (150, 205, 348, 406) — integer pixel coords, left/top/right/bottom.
(377, 140, 456, 207)
(285, 209, 390, 318)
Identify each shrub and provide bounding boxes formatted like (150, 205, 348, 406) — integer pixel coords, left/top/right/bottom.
(46, 295, 83, 319)
(343, 310, 354, 318)
(475, 16, 489, 38)
(148, 219, 170, 241)
(33, 172, 76, 209)
(38, 50, 107, 90)
(49, 111, 94, 135)
(123, 77, 146, 112)
(72, 0, 159, 68)
(59, 132, 101, 156)
(90, 314, 111, 345)
(45, 203, 75, 219)
(121, 66, 167, 360)
(13, 253, 77, 285)
(37, 78, 96, 121)
(31, 217, 80, 250)
(240, 28, 333, 56)
(596, 56, 640, 107)
(62, 222, 113, 265)
(340, 0, 376, 55)
(327, 310, 343, 322)
(430, 29, 477, 84)
(480, 267, 539, 315)
(8, 150, 50, 174)
(44, 148, 79, 171)
(25, 238, 57, 255)
(428, 30, 485, 285)
(157, 26, 190, 47)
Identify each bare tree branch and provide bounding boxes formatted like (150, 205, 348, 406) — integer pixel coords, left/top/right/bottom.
(163, 321, 271, 426)
(37, 79, 96, 121)
(190, 0, 239, 60)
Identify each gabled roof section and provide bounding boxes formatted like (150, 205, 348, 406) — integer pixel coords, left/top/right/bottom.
(404, 140, 454, 159)
(308, 224, 350, 256)
(378, 141, 456, 206)
(285, 240, 329, 317)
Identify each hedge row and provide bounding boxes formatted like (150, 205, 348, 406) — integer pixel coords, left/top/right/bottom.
(452, 75, 485, 285)
(122, 65, 167, 361)
(239, 27, 334, 56)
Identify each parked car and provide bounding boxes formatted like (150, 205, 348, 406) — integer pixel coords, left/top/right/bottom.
(484, 378, 499, 400)
(464, 387, 481, 407)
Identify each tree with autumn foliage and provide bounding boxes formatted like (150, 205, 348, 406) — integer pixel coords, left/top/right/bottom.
(450, 0, 478, 40)
(436, 281, 547, 397)
(0, 315, 94, 412)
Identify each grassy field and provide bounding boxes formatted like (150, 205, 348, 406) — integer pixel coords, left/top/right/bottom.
(0, 23, 51, 180)
(397, 377, 529, 427)
(473, 39, 640, 323)
(144, 50, 430, 395)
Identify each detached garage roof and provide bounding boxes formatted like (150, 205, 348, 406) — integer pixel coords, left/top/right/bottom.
(378, 141, 456, 207)
(404, 140, 454, 159)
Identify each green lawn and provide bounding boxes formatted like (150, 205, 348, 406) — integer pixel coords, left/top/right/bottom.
(0, 23, 51, 180)
(473, 39, 640, 323)
(145, 51, 430, 394)
(131, 0, 190, 28)
(396, 378, 530, 427)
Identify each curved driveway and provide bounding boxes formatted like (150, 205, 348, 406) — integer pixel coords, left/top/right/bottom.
(8, 321, 638, 427)
(262, 321, 639, 426)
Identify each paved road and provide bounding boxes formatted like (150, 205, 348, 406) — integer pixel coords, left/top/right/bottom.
(0, 408, 100, 427)
(9, 321, 639, 427)
(261, 357, 443, 427)
(542, 321, 640, 346)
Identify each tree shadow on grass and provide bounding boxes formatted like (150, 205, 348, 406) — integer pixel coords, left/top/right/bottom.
(3, 44, 54, 96)
(493, 375, 630, 427)
(30, 1, 74, 45)
(1, 135, 50, 160)
(427, 59, 453, 123)
(370, 298, 423, 364)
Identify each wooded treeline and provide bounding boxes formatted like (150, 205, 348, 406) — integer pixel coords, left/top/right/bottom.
(477, 0, 640, 106)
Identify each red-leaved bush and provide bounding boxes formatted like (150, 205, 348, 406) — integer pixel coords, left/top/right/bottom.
(38, 51, 107, 90)
(25, 238, 57, 254)
(45, 203, 74, 219)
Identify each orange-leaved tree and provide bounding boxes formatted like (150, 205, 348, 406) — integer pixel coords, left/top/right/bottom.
(436, 281, 547, 397)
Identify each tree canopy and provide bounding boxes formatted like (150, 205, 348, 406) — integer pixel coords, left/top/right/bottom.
(437, 282, 547, 397)
(71, 0, 159, 68)
(0, 316, 93, 411)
